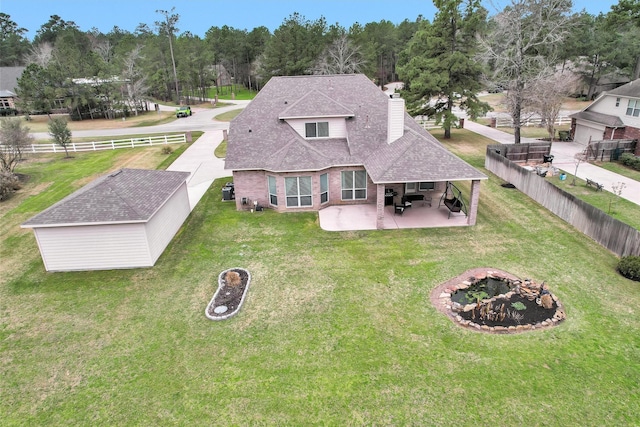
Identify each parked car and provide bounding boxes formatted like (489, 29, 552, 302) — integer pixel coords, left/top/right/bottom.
(176, 106, 192, 118)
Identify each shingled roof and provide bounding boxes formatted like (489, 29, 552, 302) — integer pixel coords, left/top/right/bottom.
(606, 78, 640, 98)
(225, 74, 486, 183)
(22, 169, 190, 228)
(569, 110, 625, 127)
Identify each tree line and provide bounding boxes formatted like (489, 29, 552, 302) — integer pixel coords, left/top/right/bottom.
(0, 0, 639, 137)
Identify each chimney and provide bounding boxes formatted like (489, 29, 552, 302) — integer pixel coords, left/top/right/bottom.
(387, 93, 405, 144)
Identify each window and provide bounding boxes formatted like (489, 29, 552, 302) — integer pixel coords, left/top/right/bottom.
(626, 99, 640, 117)
(268, 176, 277, 206)
(285, 176, 312, 207)
(320, 173, 329, 204)
(341, 170, 367, 200)
(616, 97, 621, 107)
(305, 121, 329, 138)
(419, 181, 435, 191)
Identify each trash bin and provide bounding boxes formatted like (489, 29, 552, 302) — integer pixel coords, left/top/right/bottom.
(222, 186, 233, 200)
(559, 173, 566, 181)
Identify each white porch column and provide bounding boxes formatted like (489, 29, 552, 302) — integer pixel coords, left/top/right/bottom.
(468, 180, 481, 225)
(376, 184, 386, 229)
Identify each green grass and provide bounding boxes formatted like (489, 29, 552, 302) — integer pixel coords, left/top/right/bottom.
(214, 140, 227, 158)
(1, 133, 640, 425)
(594, 160, 640, 182)
(214, 109, 243, 122)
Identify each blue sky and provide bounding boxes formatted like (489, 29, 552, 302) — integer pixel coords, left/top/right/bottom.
(2, 0, 621, 40)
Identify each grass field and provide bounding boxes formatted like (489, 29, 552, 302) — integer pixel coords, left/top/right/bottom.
(1, 132, 639, 425)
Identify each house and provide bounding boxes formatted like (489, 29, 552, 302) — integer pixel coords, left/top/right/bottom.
(570, 78, 640, 155)
(0, 66, 25, 110)
(21, 168, 191, 272)
(224, 74, 487, 229)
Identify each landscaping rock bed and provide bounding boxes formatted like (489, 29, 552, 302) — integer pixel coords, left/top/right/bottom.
(431, 268, 565, 334)
(205, 268, 251, 321)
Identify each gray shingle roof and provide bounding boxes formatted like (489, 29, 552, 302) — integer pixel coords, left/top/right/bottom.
(225, 74, 486, 183)
(606, 78, 640, 98)
(22, 168, 190, 227)
(570, 110, 625, 127)
(0, 67, 26, 92)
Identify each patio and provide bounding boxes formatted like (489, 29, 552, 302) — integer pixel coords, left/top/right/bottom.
(319, 202, 469, 231)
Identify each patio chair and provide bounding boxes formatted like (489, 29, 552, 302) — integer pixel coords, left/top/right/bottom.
(394, 204, 405, 215)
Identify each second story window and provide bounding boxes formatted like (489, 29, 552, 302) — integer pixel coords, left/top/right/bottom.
(305, 122, 329, 138)
(626, 99, 640, 117)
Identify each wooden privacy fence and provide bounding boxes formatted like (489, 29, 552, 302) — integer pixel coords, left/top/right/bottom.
(492, 142, 552, 163)
(584, 139, 636, 162)
(486, 144, 640, 257)
(4, 133, 187, 154)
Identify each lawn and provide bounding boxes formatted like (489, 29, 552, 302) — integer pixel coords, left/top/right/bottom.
(2, 111, 175, 134)
(1, 133, 639, 425)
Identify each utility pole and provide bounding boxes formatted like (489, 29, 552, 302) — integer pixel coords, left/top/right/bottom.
(157, 8, 180, 103)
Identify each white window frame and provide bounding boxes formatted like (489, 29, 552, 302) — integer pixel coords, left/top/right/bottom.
(285, 176, 312, 208)
(405, 182, 417, 193)
(341, 170, 367, 200)
(268, 175, 277, 206)
(305, 121, 329, 138)
(320, 173, 329, 204)
(626, 99, 640, 117)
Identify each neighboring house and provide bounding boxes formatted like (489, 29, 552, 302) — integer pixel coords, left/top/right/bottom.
(21, 169, 191, 272)
(224, 74, 487, 229)
(0, 66, 25, 110)
(571, 78, 640, 155)
(0, 90, 18, 109)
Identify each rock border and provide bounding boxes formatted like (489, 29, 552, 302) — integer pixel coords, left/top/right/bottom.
(205, 267, 252, 321)
(430, 268, 566, 334)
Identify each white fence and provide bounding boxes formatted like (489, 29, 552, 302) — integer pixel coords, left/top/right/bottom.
(6, 133, 187, 154)
(494, 115, 571, 128)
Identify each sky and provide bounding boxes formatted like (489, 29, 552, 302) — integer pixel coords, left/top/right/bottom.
(1, 0, 621, 40)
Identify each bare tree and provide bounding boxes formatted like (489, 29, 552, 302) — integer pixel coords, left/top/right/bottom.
(0, 118, 32, 173)
(122, 45, 148, 115)
(26, 42, 53, 66)
(315, 33, 367, 75)
(479, 0, 574, 143)
(529, 69, 581, 140)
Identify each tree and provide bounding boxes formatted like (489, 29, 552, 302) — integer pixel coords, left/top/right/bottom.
(479, 0, 574, 143)
(156, 8, 180, 103)
(33, 15, 78, 45)
(0, 118, 32, 173)
(48, 117, 72, 157)
(315, 32, 366, 74)
(398, 0, 490, 138)
(260, 13, 327, 77)
(528, 69, 580, 140)
(0, 13, 30, 66)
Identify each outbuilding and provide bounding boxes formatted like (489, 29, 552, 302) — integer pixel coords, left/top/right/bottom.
(21, 168, 191, 272)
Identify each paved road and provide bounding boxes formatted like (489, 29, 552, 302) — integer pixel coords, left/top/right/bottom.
(464, 120, 640, 206)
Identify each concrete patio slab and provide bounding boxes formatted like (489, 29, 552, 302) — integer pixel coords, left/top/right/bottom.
(319, 203, 469, 231)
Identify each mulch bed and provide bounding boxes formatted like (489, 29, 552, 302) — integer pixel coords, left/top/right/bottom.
(206, 268, 250, 319)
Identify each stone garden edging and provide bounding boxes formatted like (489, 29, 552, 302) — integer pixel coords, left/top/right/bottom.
(205, 267, 251, 321)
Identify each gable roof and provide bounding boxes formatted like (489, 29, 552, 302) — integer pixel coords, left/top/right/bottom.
(225, 74, 486, 183)
(605, 78, 640, 98)
(0, 66, 25, 92)
(279, 90, 355, 119)
(22, 169, 190, 228)
(569, 110, 625, 127)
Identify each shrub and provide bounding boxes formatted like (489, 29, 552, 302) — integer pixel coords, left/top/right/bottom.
(0, 172, 21, 201)
(225, 271, 241, 287)
(619, 153, 640, 171)
(160, 146, 173, 155)
(617, 255, 640, 281)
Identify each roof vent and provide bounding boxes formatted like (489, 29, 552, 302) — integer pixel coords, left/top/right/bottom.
(109, 170, 123, 177)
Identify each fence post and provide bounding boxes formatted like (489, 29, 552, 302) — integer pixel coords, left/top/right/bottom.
(92, 141, 96, 151)
(131, 139, 135, 148)
(73, 143, 76, 152)
(52, 144, 56, 153)
(111, 140, 115, 149)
